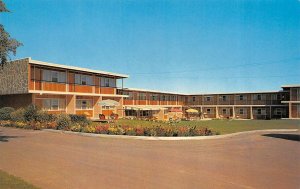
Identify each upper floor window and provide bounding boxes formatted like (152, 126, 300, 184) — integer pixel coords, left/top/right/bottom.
(42, 70, 66, 83)
(170, 95, 176, 101)
(138, 93, 147, 100)
(150, 94, 158, 101)
(100, 77, 116, 87)
(75, 74, 93, 85)
(220, 95, 227, 101)
(123, 91, 133, 100)
(205, 96, 211, 102)
(254, 94, 263, 101)
(192, 96, 196, 102)
(237, 95, 246, 101)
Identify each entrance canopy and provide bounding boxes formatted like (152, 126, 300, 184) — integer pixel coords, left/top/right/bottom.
(98, 99, 120, 107)
(186, 108, 199, 113)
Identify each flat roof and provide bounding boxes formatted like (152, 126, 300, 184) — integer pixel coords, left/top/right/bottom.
(27, 57, 129, 79)
(122, 88, 186, 95)
(122, 88, 286, 96)
(281, 84, 300, 88)
(123, 88, 287, 96)
(190, 90, 287, 96)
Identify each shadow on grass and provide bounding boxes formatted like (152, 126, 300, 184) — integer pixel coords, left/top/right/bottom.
(262, 133, 300, 142)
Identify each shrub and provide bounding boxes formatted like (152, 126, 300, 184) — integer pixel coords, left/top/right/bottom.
(144, 127, 157, 136)
(0, 107, 15, 120)
(56, 114, 71, 130)
(24, 104, 38, 122)
(70, 123, 82, 132)
(36, 110, 56, 123)
(10, 108, 26, 122)
(69, 114, 91, 126)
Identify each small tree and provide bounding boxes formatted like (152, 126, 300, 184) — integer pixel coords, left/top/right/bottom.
(0, 0, 22, 67)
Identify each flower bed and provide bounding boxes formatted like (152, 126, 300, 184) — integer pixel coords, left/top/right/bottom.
(0, 105, 217, 137)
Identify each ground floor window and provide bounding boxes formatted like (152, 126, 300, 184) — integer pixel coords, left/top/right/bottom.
(222, 108, 227, 114)
(255, 108, 266, 115)
(274, 108, 283, 115)
(76, 99, 93, 110)
(42, 98, 65, 111)
(238, 108, 246, 115)
(206, 108, 212, 114)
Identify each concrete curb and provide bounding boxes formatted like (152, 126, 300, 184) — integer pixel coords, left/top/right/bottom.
(42, 129, 299, 141)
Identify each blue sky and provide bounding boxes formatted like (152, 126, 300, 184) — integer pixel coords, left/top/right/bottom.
(1, 0, 300, 93)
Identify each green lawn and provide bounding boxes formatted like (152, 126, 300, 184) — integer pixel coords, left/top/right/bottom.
(104, 119, 300, 134)
(0, 170, 38, 189)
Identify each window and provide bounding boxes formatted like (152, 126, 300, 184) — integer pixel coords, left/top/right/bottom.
(138, 93, 147, 100)
(237, 95, 246, 101)
(42, 99, 65, 111)
(76, 99, 92, 110)
(150, 94, 158, 101)
(51, 71, 58, 82)
(124, 91, 133, 100)
(100, 77, 116, 87)
(161, 95, 166, 101)
(206, 108, 211, 114)
(170, 95, 176, 101)
(75, 74, 93, 85)
(222, 108, 227, 114)
(256, 108, 266, 115)
(274, 108, 282, 115)
(239, 108, 244, 115)
(221, 95, 227, 101)
(42, 70, 66, 83)
(192, 96, 196, 102)
(254, 94, 262, 101)
(205, 96, 211, 102)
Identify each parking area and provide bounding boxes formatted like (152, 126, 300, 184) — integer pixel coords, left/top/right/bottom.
(0, 127, 299, 189)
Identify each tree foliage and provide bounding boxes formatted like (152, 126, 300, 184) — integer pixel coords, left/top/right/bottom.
(0, 0, 22, 67)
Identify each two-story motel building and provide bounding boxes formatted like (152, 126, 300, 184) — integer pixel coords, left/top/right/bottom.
(0, 58, 299, 120)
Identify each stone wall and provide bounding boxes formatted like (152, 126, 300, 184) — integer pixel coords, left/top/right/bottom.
(0, 58, 29, 95)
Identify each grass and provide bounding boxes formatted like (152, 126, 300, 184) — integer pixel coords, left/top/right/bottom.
(0, 169, 39, 189)
(99, 119, 300, 135)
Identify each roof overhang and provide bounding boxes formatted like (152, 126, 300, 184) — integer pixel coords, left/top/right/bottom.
(28, 57, 129, 79)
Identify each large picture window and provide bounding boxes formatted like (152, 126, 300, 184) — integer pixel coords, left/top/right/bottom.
(75, 74, 93, 85)
(42, 98, 65, 110)
(42, 70, 66, 83)
(100, 77, 116, 87)
(76, 99, 93, 110)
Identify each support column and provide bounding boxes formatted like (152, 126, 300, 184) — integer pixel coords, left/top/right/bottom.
(93, 96, 102, 119)
(66, 95, 76, 114)
(215, 106, 219, 118)
(269, 106, 272, 119)
(289, 103, 292, 118)
(232, 106, 236, 119)
(250, 106, 254, 119)
(200, 106, 203, 119)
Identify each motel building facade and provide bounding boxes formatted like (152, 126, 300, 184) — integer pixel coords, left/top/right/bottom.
(0, 58, 299, 120)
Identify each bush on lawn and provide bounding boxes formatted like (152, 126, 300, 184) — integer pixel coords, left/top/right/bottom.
(0, 107, 15, 120)
(10, 108, 26, 122)
(56, 114, 71, 130)
(24, 104, 38, 122)
(69, 114, 91, 126)
(35, 110, 56, 123)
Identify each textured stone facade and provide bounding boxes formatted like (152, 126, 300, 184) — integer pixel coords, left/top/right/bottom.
(0, 58, 29, 95)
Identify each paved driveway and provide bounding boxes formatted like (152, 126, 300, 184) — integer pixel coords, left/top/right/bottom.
(0, 127, 299, 189)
